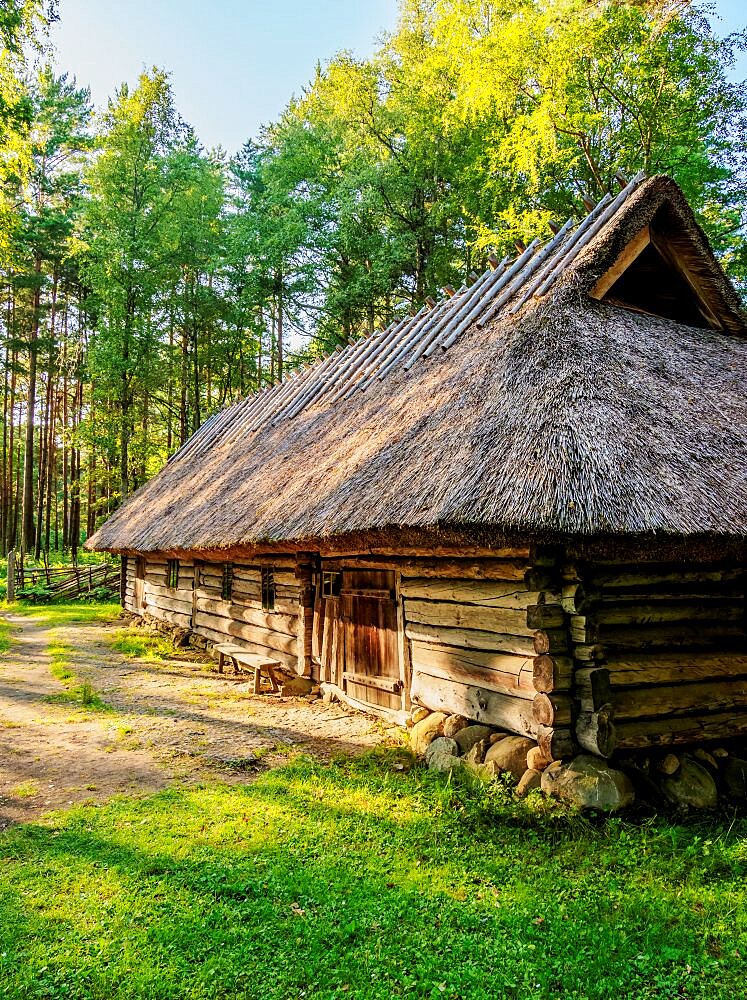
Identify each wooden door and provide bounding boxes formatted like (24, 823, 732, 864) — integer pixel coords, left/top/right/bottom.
(134, 557, 145, 610)
(314, 567, 402, 712)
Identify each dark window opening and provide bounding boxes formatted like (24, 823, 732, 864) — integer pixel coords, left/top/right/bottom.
(602, 240, 712, 328)
(167, 559, 179, 589)
(261, 567, 275, 612)
(322, 571, 342, 598)
(222, 563, 233, 601)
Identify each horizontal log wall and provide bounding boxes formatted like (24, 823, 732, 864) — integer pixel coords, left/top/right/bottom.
(123, 557, 137, 613)
(401, 551, 573, 751)
(566, 558, 747, 751)
(123, 546, 745, 757)
(132, 554, 303, 671)
(138, 558, 195, 629)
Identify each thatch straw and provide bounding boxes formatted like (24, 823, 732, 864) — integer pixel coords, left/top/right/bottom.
(88, 176, 746, 554)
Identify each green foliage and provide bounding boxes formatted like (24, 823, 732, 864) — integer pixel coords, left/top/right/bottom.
(0, 750, 744, 998)
(0, 1, 55, 263)
(15, 582, 54, 602)
(243, 0, 746, 349)
(406, 0, 747, 266)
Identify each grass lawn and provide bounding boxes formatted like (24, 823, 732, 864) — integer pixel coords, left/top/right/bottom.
(6, 600, 122, 628)
(0, 750, 745, 1000)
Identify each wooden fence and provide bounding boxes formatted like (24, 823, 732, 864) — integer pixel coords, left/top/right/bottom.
(13, 560, 120, 600)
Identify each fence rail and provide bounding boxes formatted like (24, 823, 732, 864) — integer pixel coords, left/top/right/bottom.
(14, 560, 120, 600)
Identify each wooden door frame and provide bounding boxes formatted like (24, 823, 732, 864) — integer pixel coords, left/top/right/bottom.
(134, 556, 146, 611)
(394, 569, 412, 712)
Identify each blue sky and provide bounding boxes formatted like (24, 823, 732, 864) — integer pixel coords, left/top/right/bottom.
(51, 0, 746, 154)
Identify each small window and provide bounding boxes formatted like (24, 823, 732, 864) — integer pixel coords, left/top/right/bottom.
(222, 563, 233, 601)
(261, 566, 275, 611)
(322, 571, 342, 598)
(167, 559, 179, 589)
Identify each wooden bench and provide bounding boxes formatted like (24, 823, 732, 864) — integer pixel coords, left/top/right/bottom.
(214, 643, 282, 694)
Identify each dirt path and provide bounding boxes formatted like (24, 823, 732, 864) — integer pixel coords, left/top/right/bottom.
(0, 612, 390, 829)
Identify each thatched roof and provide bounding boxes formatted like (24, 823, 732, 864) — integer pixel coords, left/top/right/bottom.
(88, 175, 747, 555)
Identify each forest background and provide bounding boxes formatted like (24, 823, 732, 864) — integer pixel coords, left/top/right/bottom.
(0, 0, 745, 563)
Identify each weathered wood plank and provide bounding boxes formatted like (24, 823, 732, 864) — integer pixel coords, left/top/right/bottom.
(320, 546, 531, 560)
(144, 582, 193, 602)
(581, 602, 744, 627)
(195, 622, 297, 672)
(342, 671, 402, 693)
(405, 599, 532, 636)
(605, 652, 747, 687)
(321, 556, 529, 580)
(395, 570, 411, 713)
(410, 641, 535, 699)
(526, 604, 565, 629)
(405, 623, 536, 656)
(590, 224, 650, 299)
(193, 611, 298, 657)
(614, 677, 747, 720)
(590, 587, 746, 605)
(615, 711, 747, 749)
(194, 596, 298, 637)
(399, 578, 540, 608)
(144, 592, 193, 616)
(570, 620, 745, 648)
(233, 558, 297, 571)
(411, 670, 535, 737)
(587, 565, 745, 589)
(146, 607, 192, 629)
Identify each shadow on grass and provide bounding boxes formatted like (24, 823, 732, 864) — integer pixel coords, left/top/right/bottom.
(0, 750, 745, 1000)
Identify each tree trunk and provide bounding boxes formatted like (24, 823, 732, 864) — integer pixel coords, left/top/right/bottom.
(21, 254, 42, 554)
(120, 302, 132, 501)
(180, 322, 188, 445)
(276, 271, 284, 382)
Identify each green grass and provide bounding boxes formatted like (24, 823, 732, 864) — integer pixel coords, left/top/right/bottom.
(8, 779, 39, 799)
(44, 680, 111, 712)
(110, 627, 178, 662)
(0, 750, 744, 1000)
(8, 600, 121, 627)
(0, 615, 15, 655)
(49, 637, 76, 682)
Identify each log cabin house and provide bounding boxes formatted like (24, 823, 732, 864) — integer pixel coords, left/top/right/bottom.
(88, 174, 747, 760)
